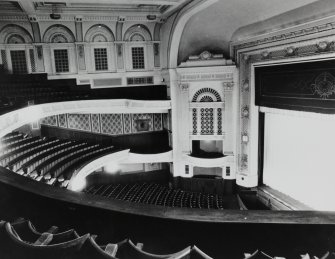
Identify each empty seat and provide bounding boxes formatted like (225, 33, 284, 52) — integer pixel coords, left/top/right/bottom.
(244, 250, 274, 259)
(79, 237, 118, 259)
(116, 239, 191, 259)
(4, 222, 90, 259)
(168, 246, 213, 259)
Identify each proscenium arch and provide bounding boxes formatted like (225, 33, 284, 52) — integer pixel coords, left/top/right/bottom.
(43, 24, 75, 43)
(0, 24, 33, 44)
(167, 0, 218, 68)
(123, 24, 152, 41)
(84, 24, 115, 42)
(192, 88, 222, 102)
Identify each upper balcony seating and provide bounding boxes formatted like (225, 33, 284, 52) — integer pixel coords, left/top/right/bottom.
(6, 138, 59, 171)
(84, 182, 231, 210)
(0, 131, 22, 141)
(0, 136, 40, 157)
(0, 73, 167, 115)
(19, 140, 74, 175)
(0, 132, 119, 188)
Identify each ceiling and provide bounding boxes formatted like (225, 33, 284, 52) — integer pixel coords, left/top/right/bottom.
(0, 0, 191, 18)
(178, 0, 334, 63)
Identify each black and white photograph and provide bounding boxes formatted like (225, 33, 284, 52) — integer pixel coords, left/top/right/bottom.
(0, 0, 334, 258)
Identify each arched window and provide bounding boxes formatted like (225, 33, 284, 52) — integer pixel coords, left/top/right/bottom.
(124, 25, 152, 70)
(84, 25, 115, 72)
(192, 88, 222, 102)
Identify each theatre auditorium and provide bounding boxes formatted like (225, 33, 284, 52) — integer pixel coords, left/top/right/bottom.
(0, 0, 335, 258)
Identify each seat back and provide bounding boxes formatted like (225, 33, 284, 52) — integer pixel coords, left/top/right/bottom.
(5, 222, 89, 259)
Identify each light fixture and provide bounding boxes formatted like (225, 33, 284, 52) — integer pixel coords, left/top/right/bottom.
(50, 4, 62, 20)
(147, 15, 156, 20)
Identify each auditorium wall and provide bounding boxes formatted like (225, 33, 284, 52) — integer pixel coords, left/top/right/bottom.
(40, 112, 165, 136)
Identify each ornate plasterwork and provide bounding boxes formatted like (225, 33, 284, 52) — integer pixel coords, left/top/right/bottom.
(179, 51, 235, 67)
(311, 72, 335, 99)
(0, 24, 33, 44)
(84, 24, 115, 42)
(179, 83, 189, 92)
(43, 24, 75, 43)
(192, 87, 222, 102)
(179, 72, 234, 82)
(231, 21, 335, 53)
(123, 24, 152, 41)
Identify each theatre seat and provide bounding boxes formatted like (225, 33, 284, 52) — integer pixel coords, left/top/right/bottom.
(4, 222, 89, 259)
(116, 239, 191, 259)
(244, 250, 274, 259)
(79, 237, 118, 259)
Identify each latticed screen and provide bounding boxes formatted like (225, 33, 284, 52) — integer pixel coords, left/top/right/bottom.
(131, 47, 145, 69)
(54, 49, 69, 73)
(94, 48, 108, 71)
(10, 50, 27, 74)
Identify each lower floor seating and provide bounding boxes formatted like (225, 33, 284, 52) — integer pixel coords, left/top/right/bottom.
(84, 182, 240, 210)
(0, 218, 333, 259)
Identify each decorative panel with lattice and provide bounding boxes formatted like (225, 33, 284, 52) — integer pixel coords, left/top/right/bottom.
(100, 114, 123, 135)
(40, 116, 58, 126)
(200, 108, 214, 135)
(91, 114, 100, 133)
(153, 114, 162, 131)
(123, 114, 132, 134)
(58, 114, 67, 128)
(67, 114, 91, 131)
(132, 114, 153, 133)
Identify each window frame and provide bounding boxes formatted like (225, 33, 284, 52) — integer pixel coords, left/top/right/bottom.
(53, 48, 70, 74)
(131, 45, 145, 70)
(93, 47, 109, 72)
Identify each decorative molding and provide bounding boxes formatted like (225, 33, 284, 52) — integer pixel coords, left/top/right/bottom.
(0, 15, 28, 21)
(311, 72, 335, 99)
(241, 106, 249, 118)
(179, 83, 189, 92)
(192, 87, 222, 102)
(43, 24, 75, 43)
(0, 24, 33, 44)
(123, 24, 152, 41)
(179, 72, 234, 82)
(28, 15, 38, 22)
(84, 24, 115, 42)
(242, 79, 249, 92)
(223, 82, 234, 91)
(232, 21, 335, 52)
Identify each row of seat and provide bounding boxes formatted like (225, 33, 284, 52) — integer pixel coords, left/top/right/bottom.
(2, 218, 334, 259)
(84, 182, 233, 210)
(0, 132, 116, 188)
(0, 74, 91, 114)
(0, 218, 214, 259)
